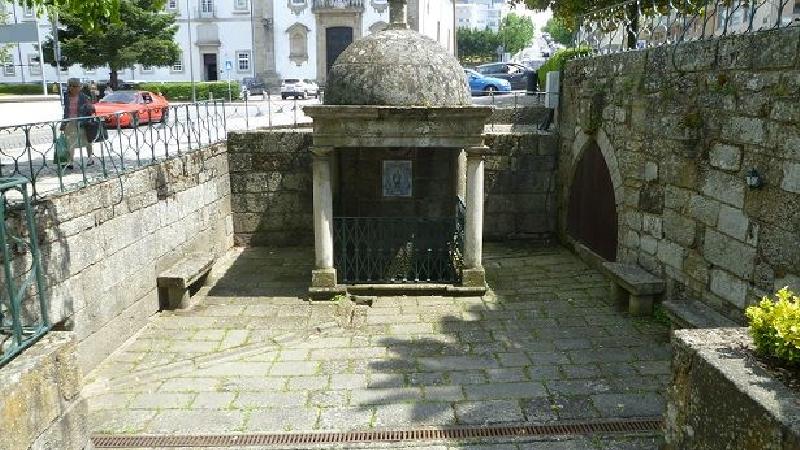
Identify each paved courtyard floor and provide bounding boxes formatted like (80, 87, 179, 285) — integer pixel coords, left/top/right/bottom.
(83, 243, 671, 449)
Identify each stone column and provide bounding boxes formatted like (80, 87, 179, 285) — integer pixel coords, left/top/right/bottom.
(456, 149, 467, 202)
(311, 146, 336, 287)
(463, 146, 487, 287)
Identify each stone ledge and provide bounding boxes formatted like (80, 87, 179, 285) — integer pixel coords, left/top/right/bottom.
(0, 332, 92, 450)
(662, 299, 739, 330)
(666, 328, 800, 450)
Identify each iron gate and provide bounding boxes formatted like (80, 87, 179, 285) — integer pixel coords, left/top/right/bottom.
(334, 202, 465, 284)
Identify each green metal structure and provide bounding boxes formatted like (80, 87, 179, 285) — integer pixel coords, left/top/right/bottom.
(0, 177, 49, 367)
(333, 201, 466, 284)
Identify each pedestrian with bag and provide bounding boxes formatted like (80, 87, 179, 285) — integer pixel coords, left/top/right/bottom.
(57, 78, 96, 170)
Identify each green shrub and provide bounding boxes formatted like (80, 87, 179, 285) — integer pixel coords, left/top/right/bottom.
(138, 81, 241, 101)
(0, 83, 45, 95)
(537, 46, 591, 90)
(745, 287, 800, 365)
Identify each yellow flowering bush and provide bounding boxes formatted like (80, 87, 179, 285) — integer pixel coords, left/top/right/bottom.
(745, 287, 800, 365)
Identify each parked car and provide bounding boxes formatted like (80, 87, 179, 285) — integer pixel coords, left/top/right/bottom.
(464, 69, 511, 96)
(241, 77, 267, 98)
(281, 79, 318, 99)
(475, 62, 537, 91)
(94, 90, 169, 128)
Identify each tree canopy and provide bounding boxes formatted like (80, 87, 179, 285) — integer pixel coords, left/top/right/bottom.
(457, 13, 534, 64)
(11, 0, 120, 29)
(542, 17, 573, 46)
(42, 0, 179, 88)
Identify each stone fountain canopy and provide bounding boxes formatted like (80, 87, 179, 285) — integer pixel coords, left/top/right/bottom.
(304, 23, 492, 148)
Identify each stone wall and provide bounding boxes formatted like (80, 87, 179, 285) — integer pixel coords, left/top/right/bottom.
(0, 332, 92, 450)
(227, 129, 558, 245)
(665, 328, 800, 450)
(227, 130, 314, 247)
(484, 131, 558, 241)
(559, 27, 800, 322)
(5, 145, 233, 372)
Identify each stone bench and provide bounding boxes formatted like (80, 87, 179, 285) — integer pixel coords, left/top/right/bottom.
(157, 253, 215, 309)
(601, 262, 664, 316)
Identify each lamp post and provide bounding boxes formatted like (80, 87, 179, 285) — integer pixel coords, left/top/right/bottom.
(186, 0, 197, 102)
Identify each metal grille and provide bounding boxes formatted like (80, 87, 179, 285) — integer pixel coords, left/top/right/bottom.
(334, 202, 465, 284)
(92, 417, 663, 448)
(0, 177, 49, 367)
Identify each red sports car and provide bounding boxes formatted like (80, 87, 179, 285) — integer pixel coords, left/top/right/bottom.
(94, 90, 169, 128)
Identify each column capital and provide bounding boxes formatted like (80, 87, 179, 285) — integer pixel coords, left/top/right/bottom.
(311, 146, 334, 157)
(465, 146, 489, 157)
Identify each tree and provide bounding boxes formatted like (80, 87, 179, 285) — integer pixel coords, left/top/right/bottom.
(11, 0, 120, 29)
(457, 27, 501, 63)
(498, 13, 534, 55)
(542, 17, 573, 46)
(43, 0, 179, 88)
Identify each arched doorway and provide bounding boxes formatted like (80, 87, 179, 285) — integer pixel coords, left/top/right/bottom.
(567, 141, 618, 261)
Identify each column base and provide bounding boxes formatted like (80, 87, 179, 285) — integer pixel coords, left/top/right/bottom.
(311, 268, 338, 288)
(462, 267, 486, 288)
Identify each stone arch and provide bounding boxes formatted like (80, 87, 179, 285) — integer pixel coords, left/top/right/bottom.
(369, 21, 388, 34)
(287, 23, 310, 66)
(564, 129, 624, 261)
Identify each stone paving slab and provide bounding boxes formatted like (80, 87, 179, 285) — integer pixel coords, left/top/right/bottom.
(84, 243, 672, 448)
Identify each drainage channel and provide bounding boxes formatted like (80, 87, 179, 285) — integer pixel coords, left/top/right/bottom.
(92, 417, 663, 448)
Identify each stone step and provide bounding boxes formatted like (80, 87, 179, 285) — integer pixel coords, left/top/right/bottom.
(663, 300, 739, 329)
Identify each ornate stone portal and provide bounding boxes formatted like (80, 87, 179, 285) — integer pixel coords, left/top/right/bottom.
(305, 0, 491, 297)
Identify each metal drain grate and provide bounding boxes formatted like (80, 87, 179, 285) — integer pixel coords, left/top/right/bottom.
(92, 417, 663, 448)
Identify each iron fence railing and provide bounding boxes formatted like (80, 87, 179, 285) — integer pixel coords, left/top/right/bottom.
(333, 207, 465, 284)
(0, 177, 49, 367)
(333, 201, 465, 284)
(0, 90, 544, 203)
(575, 0, 800, 54)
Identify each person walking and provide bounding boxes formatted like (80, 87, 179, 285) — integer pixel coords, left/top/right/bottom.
(59, 78, 96, 169)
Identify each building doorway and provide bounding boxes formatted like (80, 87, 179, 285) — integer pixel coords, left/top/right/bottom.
(203, 53, 218, 81)
(325, 27, 353, 76)
(567, 142, 618, 261)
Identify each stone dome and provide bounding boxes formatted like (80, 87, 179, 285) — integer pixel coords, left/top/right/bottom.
(324, 28, 471, 106)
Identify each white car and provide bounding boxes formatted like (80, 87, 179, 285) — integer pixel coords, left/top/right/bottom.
(281, 79, 319, 100)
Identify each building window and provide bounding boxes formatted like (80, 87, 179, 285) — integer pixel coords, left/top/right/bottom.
(167, 0, 178, 10)
(237, 51, 250, 72)
(234, 0, 249, 10)
(287, 23, 309, 66)
(201, 0, 214, 14)
(140, 65, 154, 74)
(3, 58, 15, 77)
(172, 55, 183, 72)
(27, 54, 41, 76)
(23, 4, 35, 17)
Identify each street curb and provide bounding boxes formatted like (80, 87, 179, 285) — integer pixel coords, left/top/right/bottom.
(0, 95, 60, 104)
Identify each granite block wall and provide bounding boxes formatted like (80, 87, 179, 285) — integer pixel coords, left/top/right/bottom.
(2, 145, 233, 372)
(558, 26, 800, 322)
(227, 129, 559, 245)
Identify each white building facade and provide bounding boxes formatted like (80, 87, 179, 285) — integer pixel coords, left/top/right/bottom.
(455, 0, 503, 32)
(0, 0, 455, 87)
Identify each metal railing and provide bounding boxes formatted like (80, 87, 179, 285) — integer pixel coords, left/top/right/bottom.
(0, 95, 320, 202)
(0, 90, 546, 202)
(333, 201, 465, 284)
(575, 0, 800, 54)
(0, 177, 49, 367)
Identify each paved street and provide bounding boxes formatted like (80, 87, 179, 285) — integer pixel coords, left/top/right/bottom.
(83, 243, 671, 448)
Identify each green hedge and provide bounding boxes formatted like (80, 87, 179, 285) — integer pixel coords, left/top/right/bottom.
(537, 47, 591, 90)
(0, 83, 46, 95)
(138, 81, 241, 101)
